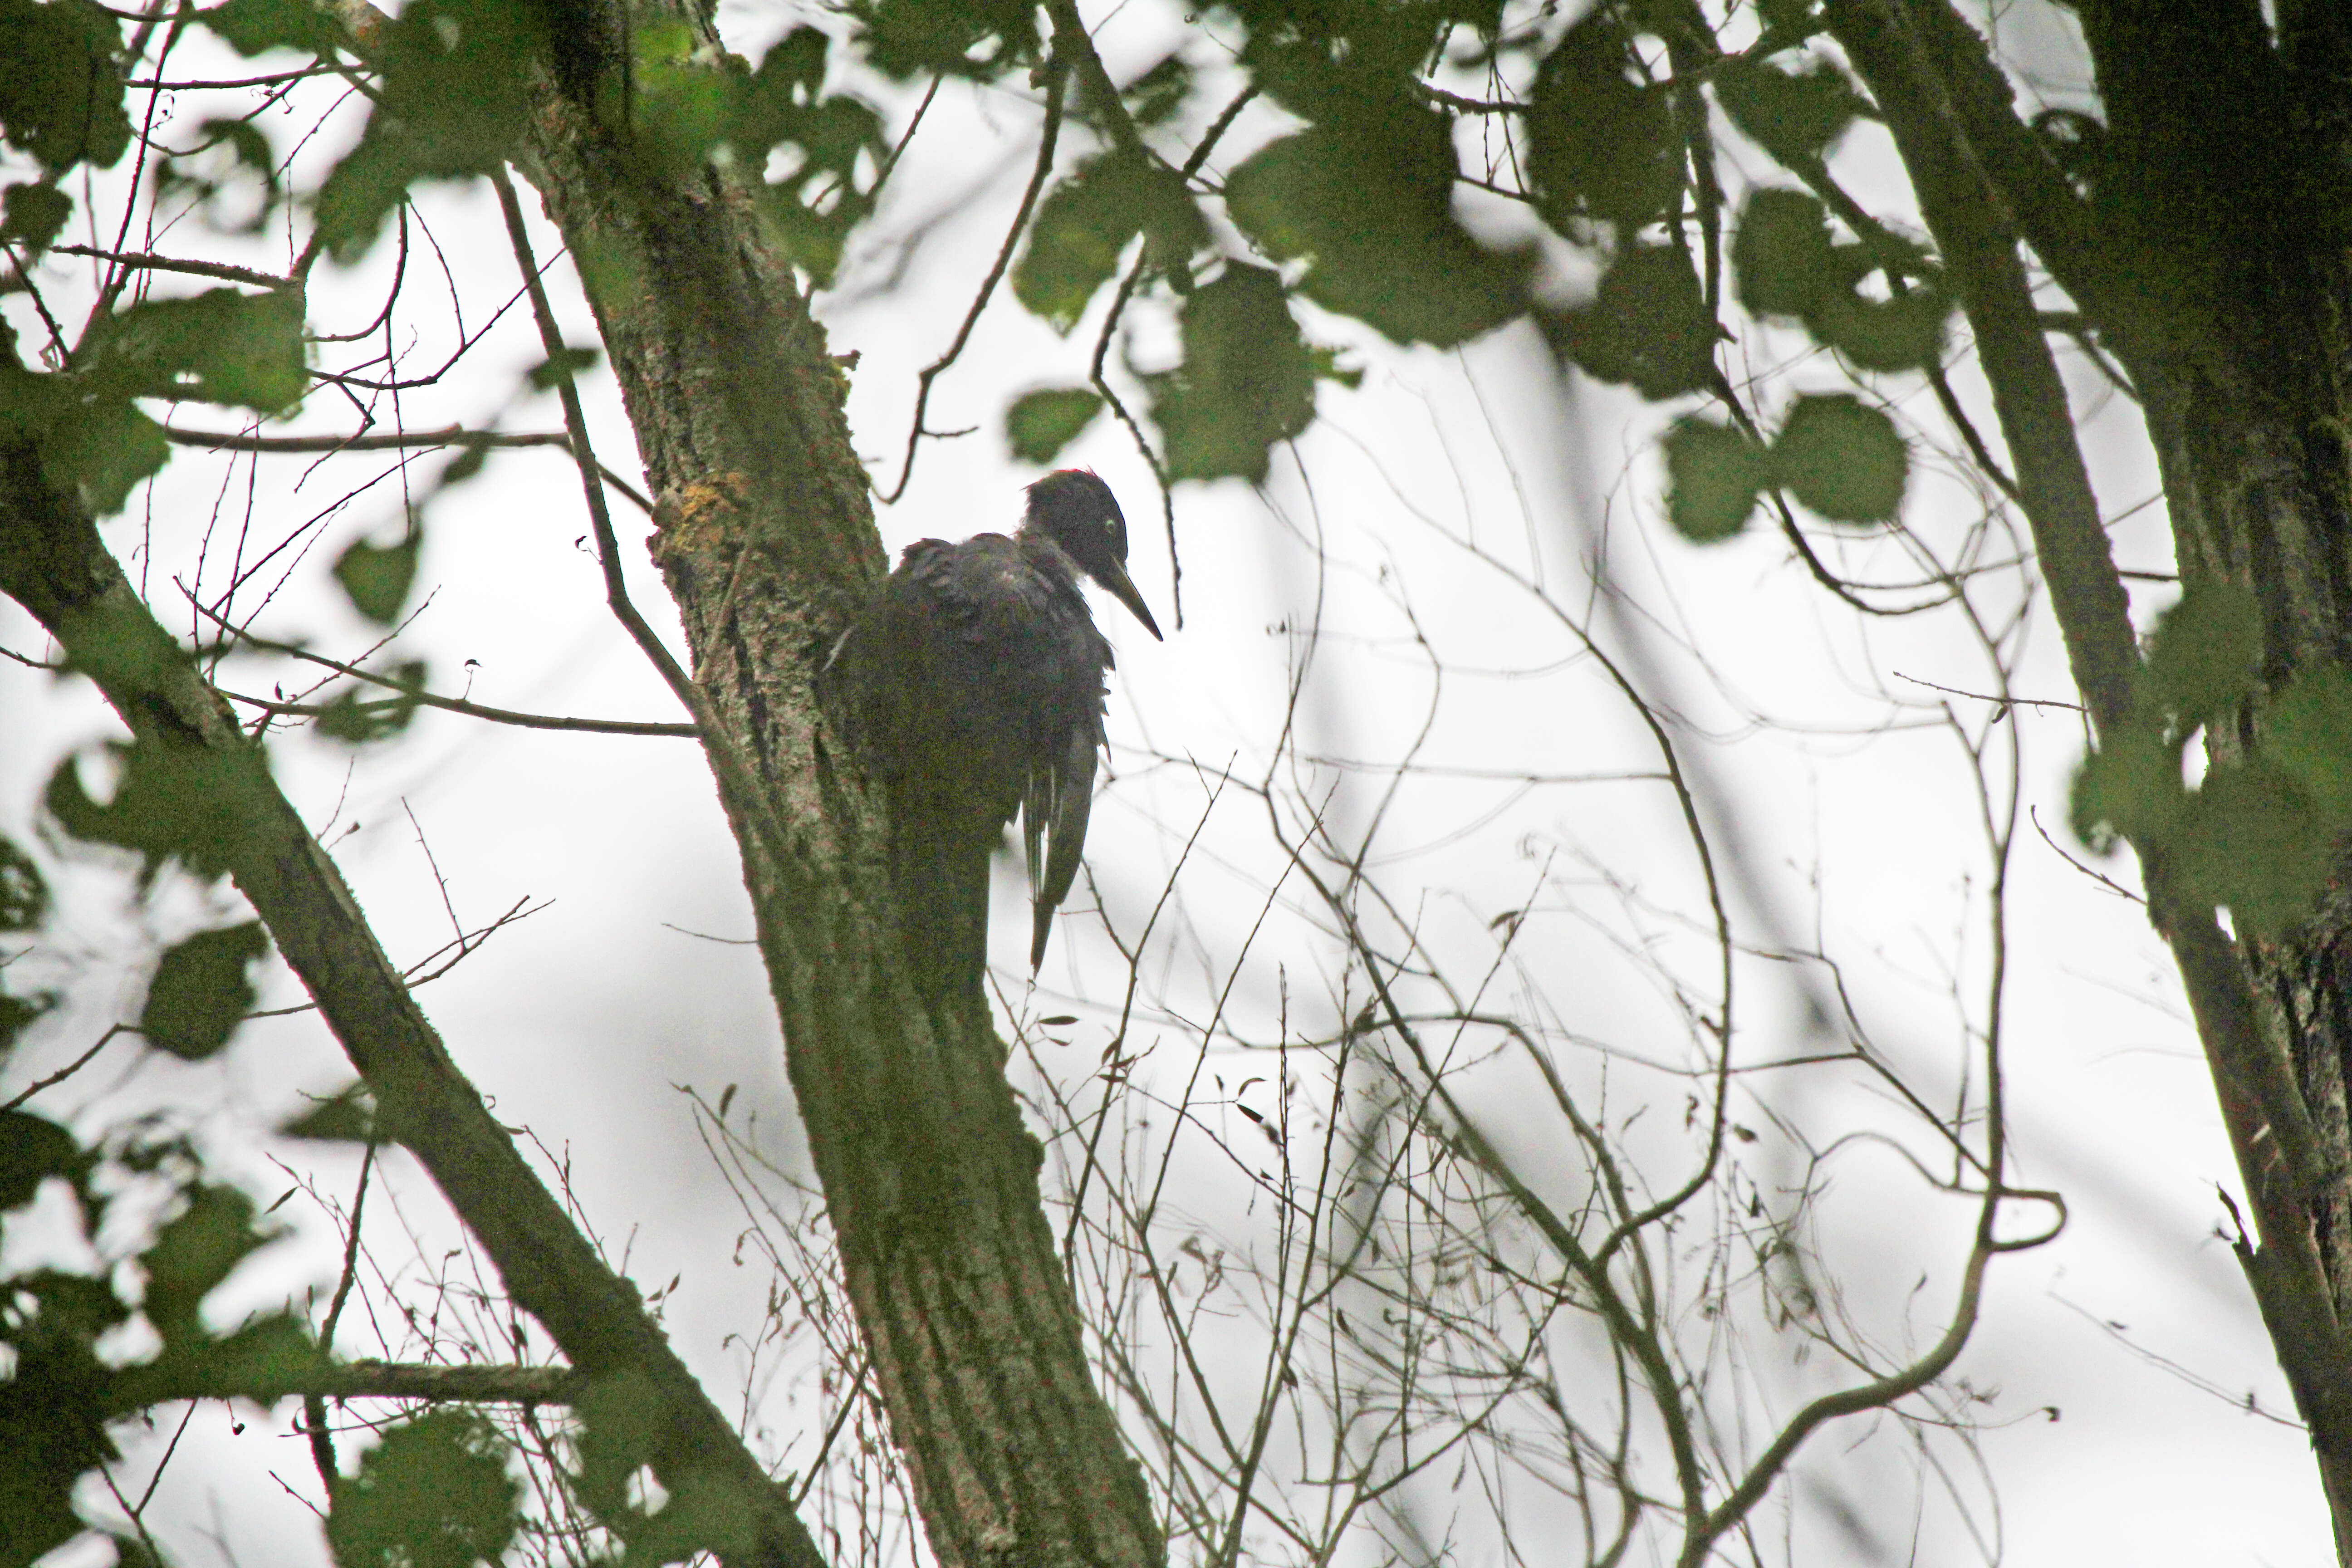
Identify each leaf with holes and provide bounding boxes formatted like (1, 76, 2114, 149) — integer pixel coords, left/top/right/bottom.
(1527, 11, 1680, 233)
(327, 1411, 522, 1568)
(1146, 263, 1316, 484)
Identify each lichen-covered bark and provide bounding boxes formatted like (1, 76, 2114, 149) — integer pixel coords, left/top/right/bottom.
(514, 5, 1166, 1564)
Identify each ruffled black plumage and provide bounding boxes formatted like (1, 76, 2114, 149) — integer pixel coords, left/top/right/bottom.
(828, 471, 1160, 1003)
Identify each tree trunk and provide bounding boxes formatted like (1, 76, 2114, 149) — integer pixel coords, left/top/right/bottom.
(1838, 1, 2352, 1556)
(512, 5, 1166, 1564)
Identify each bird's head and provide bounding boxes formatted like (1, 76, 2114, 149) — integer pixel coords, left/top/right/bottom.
(1022, 469, 1164, 640)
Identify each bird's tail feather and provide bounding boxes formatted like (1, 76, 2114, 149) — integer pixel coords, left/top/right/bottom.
(1024, 729, 1099, 970)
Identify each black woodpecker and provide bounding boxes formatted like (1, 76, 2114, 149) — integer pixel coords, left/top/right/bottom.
(828, 469, 1163, 1004)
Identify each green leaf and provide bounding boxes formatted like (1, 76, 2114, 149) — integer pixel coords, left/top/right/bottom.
(279, 1083, 380, 1143)
(1808, 279, 1951, 375)
(83, 287, 309, 412)
(39, 394, 171, 515)
(334, 528, 421, 623)
(2176, 761, 2340, 937)
(1733, 187, 1949, 373)
(1527, 11, 1681, 233)
(0, 1110, 82, 1210)
(1733, 187, 1842, 319)
(1015, 150, 1207, 333)
(2266, 664, 2352, 821)
(185, 1310, 317, 1392)
(140, 1183, 274, 1338)
(1544, 243, 1719, 400)
(312, 0, 546, 262)
(156, 118, 282, 235)
(1769, 393, 1906, 524)
(1005, 387, 1104, 465)
(315, 662, 427, 744)
(327, 1411, 521, 1568)
(197, 0, 347, 56)
(140, 921, 269, 1062)
(0, 835, 46, 931)
(0, 1274, 118, 1568)
(1122, 53, 1192, 129)
(0, 180, 71, 252)
(0, 0, 131, 172)
(525, 345, 600, 391)
(0, 991, 55, 1055)
(630, 21, 735, 179)
(729, 28, 888, 285)
(1714, 55, 1864, 165)
(1225, 98, 1531, 348)
(46, 740, 273, 881)
(1147, 262, 1316, 484)
(572, 1370, 666, 1517)
(843, 0, 1039, 81)
(1662, 418, 1769, 542)
(2143, 578, 2264, 724)
(2071, 725, 2190, 850)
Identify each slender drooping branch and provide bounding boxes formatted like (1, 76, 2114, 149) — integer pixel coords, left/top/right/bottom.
(0, 446, 828, 1568)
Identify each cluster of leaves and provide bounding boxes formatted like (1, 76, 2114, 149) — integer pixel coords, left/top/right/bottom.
(1660, 392, 1907, 540)
(0, 1120, 313, 1568)
(1, 803, 746, 1566)
(2, 812, 539, 1568)
(0, 0, 307, 514)
(0, 1084, 549, 1568)
(0, 0, 886, 532)
(2073, 583, 2352, 936)
(911, 0, 1936, 518)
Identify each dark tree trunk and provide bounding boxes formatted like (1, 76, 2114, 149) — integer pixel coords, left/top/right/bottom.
(510, 4, 1167, 1565)
(1833, 2, 2352, 1556)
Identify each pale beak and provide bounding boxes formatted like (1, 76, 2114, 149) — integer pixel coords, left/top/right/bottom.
(1093, 558, 1164, 640)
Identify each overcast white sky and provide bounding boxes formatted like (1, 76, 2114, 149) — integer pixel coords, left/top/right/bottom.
(0, 1, 2328, 1562)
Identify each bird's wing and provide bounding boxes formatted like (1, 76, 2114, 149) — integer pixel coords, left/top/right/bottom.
(1024, 722, 1100, 970)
